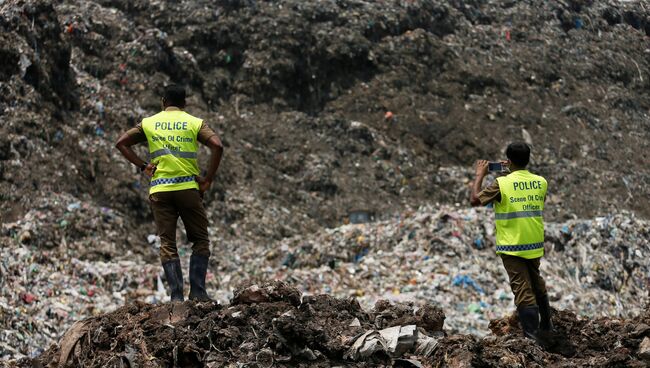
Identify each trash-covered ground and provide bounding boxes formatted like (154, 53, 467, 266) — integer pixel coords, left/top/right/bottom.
(2, 0, 650, 366)
(22, 281, 650, 367)
(3, 204, 650, 365)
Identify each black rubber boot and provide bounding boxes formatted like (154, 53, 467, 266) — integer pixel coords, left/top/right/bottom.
(518, 305, 542, 342)
(162, 259, 184, 302)
(538, 294, 554, 331)
(189, 254, 211, 301)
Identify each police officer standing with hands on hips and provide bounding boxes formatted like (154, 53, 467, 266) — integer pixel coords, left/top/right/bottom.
(115, 85, 223, 302)
(470, 142, 553, 343)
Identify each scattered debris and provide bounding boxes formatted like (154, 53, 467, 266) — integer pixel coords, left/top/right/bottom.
(24, 283, 650, 367)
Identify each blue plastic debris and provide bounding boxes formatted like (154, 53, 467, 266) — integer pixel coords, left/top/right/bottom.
(452, 274, 485, 294)
(354, 248, 369, 263)
(474, 237, 484, 249)
(575, 18, 583, 29)
(54, 130, 64, 142)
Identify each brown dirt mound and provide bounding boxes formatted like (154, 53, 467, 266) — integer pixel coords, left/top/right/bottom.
(26, 282, 650, 367)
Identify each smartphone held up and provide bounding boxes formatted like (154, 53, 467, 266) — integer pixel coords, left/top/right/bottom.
(488, 162, 507, 173)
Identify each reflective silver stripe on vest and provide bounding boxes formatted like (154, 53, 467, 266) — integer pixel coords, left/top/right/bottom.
(150, 148, 197, 159)
(496, 242, 544, 252)
(494, 210, 543, 220)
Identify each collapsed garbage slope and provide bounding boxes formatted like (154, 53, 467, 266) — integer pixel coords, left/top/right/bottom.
(1, 0, 649, 245)
(30, 282, 650, 367)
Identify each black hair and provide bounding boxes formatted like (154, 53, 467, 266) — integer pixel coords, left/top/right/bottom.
(506, 142, 531, 168)
(163, 84, 186, 108)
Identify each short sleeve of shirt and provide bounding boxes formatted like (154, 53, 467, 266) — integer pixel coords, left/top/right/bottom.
(478, 181, 501, 206)
(197, 122, 217, 145)
(126, 123, 147, 143)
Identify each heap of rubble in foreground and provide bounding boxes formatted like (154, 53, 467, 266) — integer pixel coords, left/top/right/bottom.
(20, 281, 650, 368)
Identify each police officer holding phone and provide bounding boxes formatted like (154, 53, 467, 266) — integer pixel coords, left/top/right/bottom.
(470, 142, 553, 344)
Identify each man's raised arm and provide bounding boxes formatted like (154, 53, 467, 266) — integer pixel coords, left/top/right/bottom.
(470, 159, 489, 207)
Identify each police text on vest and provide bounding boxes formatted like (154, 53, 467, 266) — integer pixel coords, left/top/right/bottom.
(154, 121, 188, 130)
(512, 181, 543, 190)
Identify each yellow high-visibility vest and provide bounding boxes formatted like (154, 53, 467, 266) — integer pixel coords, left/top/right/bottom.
(141, 110, 202, 194)
(494, 170, 547, 259)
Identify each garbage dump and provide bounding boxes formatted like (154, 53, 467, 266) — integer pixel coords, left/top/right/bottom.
(1, 0, 650, 366)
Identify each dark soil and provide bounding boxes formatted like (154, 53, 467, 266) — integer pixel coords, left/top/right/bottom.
(27, 282, 650, 367)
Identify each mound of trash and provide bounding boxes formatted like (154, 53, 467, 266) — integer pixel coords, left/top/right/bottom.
(23, 282, 650, 367)
(2, 0, 650, 243)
